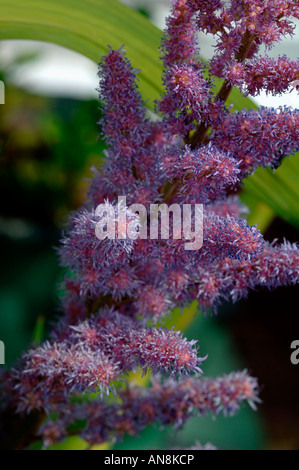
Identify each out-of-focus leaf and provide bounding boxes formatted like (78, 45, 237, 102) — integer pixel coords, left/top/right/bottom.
(243, 153, 299, 229)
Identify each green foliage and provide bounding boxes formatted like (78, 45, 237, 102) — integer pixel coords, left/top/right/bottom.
(0, 0, 297, 451)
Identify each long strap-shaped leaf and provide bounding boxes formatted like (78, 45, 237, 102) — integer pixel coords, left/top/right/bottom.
(0, 0, 163, 107)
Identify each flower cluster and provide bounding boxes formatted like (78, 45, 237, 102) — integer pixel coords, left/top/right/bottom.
(35, 370, 258, 448)
(195, 241, 299, 311)
(2, 0, 299, 450)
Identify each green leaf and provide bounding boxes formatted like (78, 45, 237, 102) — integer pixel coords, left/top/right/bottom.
(0, 0, 163, 109)
(243, 153, 299, 229)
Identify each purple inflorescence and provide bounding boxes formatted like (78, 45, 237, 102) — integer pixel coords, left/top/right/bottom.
(195, 241, 299, 311)
(212, 106, 299, 176)
(2, 0, 299, 449)
(157, 0, 210, 135)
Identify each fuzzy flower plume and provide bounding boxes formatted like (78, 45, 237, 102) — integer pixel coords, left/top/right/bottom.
(212, 107, 299, 176)
(2, 0, 299, 450)
(195, 241, 299, 312)
(162, 144, 241, 203)
(6, 310, 206, 415)
(34, 370, 258, 448)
